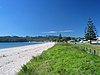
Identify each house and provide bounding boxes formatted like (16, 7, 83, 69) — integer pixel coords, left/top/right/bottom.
(80, 39, 89, 43)
(97, 37, 100, 41)
(68, 40, 75, 43)
(91, 37, 100, 44)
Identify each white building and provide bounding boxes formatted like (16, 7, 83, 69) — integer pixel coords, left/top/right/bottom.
(79, 37, 100, 44)
(91, 37, 100, 44)
(97, 37, 100, 41)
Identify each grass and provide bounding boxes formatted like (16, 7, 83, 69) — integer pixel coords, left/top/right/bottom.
(75, 43, 100, 51)
(18, 44, 100, 75)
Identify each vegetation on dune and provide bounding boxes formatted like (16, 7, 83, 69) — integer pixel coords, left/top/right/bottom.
(18, 44, 100, 75)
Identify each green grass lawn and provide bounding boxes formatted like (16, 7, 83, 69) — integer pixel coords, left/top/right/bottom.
(18, 44, 100, 75)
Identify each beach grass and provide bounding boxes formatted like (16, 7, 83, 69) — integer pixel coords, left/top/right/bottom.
(18, 43, 100, 75)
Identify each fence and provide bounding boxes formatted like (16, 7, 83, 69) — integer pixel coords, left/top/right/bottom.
(73, 45, 100, 57)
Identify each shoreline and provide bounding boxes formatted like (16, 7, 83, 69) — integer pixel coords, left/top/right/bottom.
(0, 42, 55, 75)
(0, 42, 42, 50)
(0, 42, 43, 52)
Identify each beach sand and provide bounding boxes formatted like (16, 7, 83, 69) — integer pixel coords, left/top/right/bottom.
(0, 42, 55, 75)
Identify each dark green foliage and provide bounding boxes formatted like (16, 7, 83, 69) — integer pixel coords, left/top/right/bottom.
(32, 36, 58, 42)
(85, 17, 97, 40)
(63, 37, 71, 42)
(0, 36, 58, 42)
(0, 36, 28, 42)
(21, 65, 28, 72)
(59, 34, 62, 40)
(0, 35, 77, 42)
(57, 34, 71, 42)
(57, 34, 63, 42)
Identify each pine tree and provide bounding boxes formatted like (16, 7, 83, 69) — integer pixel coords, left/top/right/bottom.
(58, 34, 62, 40)
(85, 17, 97, 40)
(57, 34, 63, 42)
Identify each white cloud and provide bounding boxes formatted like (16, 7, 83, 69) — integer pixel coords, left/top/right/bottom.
(42, 31, 57, 34)
(60, 30, 73, 32)
(42, 30, 73, 34)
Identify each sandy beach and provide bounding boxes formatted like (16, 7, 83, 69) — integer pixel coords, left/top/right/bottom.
(0, 42, 55, 75)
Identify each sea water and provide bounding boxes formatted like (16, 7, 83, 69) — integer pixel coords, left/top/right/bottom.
(0, 42, 41, 49)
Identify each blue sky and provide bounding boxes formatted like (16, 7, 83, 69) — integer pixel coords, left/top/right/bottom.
(0, 0, 100, 37)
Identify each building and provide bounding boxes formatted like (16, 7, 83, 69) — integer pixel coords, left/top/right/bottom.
(97, 37, 100, 41)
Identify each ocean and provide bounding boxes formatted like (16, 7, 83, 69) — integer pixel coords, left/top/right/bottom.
(0, 42, 41, 49)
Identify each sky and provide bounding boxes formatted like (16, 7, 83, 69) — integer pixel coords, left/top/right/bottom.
(0, 0, 100, 37)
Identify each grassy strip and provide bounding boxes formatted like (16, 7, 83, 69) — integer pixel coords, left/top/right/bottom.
(18, 44, 100, 75)
(75, 43, 100, 51)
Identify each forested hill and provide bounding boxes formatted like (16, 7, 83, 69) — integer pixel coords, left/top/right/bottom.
(0, 36, 58, 42)
(0, 36, 78, 42)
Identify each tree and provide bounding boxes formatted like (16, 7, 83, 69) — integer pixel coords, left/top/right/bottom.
(57, 34, 63, 42)
(63, 37, 71, 42)
(59, 34, 62, 39)
(85, 17, 97, 40)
